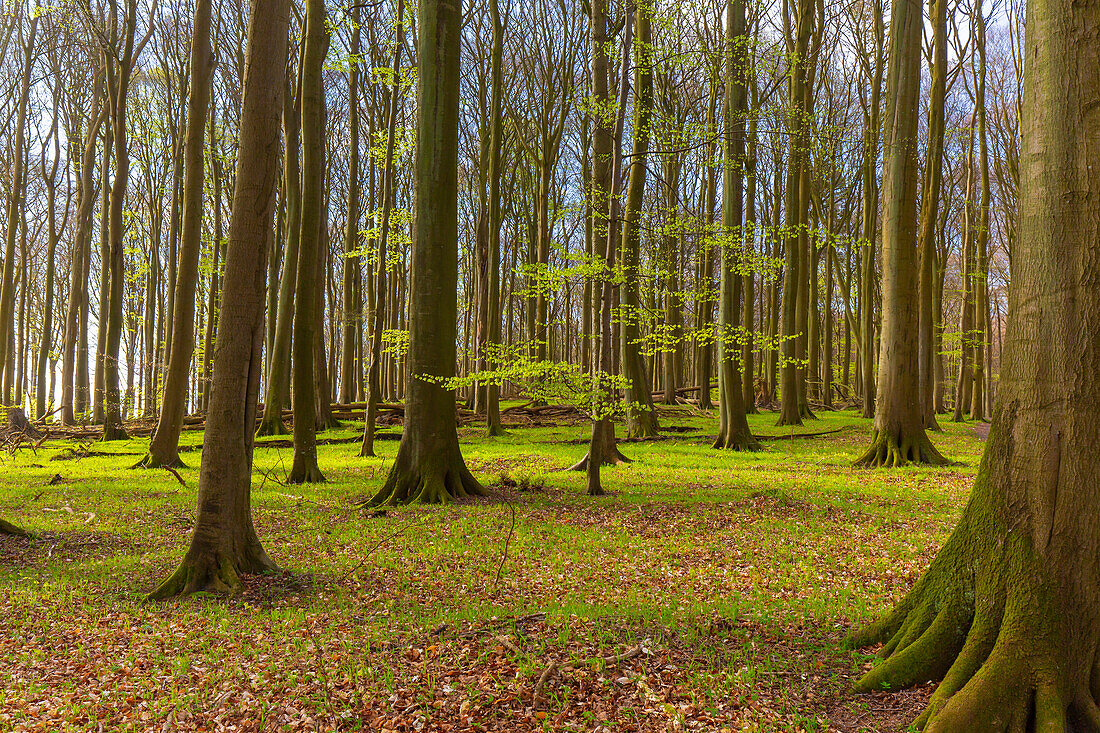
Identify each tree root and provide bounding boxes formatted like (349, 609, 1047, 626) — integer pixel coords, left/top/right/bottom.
(131, 451, 186, 470)
(288, 463, 327, 485)
(101, 424, 129, 442)
(255, 417, 290, 437)
(854, 428, 951, 468)
(146, 547, 278, 601)
(848, 513, 1100, 732)
(712, 431, 760, 451)
(367, 458, 488, 506)
(567, 447, 631, 472)
(0, 518, 30, 537)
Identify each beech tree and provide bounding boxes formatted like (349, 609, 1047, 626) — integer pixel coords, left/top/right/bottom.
(366, 0, 486, 505)
(853, 0, 947, 467)
(150, 0, 288, 599)
(847, 0, 1100, 725)
(139, 0, 213, 468)
(287, 0, 328, 484)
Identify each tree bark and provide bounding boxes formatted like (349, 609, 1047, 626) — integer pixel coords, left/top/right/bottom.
(848, 0, 1100, 723)
(287, 0, 328, 484)
(140, 0, 214, 466)
(853, 0, 946, 467)
(714, 0, 758, 452)
(366, 0, 487, 505)
(619, 3, 658, 440)
(149, 0, 288, 599)
(361, 0, 406, 458)
(0, 14, 36, 406)
(256, 70, 302, 437)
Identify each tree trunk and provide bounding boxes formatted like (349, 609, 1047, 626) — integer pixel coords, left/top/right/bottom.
(619, 3, 658, 440)
(853, 0, 946, 467)
(339, 8, 361, 406)
(917, 0, 947, 432)
(848, 0, 1100, 723)
(256, 73, 302, 437)
(149, 0, 288, 599)
(776, 0, 813, 427)
(366, 0, 486, 505)
(0, 15, 36, 406)
(141, 0, 213, 466)
(714, 0, 757, 451)
(287, 0, 328, 484)
(483, 0, 506, 436)
(361, 0, 406, 457)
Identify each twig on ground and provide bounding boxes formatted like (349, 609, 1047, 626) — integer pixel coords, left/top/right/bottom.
(494, 499, 516, 590)
(338, 518, 415, 583)
(162, 466, 186, 487)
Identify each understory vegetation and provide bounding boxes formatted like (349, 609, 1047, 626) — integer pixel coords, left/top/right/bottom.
(0, 408, 983, 732)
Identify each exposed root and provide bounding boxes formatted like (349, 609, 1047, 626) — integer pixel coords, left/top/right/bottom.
(101, 423, 129, 442)
(146, 547, 278, 601)
(485, 423, 508, 437)
(567, 448, 631, 472)
(255, 417, 290, 437)
(712, 431, 760, 451)
(288, 463, 327, 485)
(367, 457, 489, 506)
(0, 517, 31, 537)
(131, 451, 186, 470)
(848, 507, 1100, 732)
(854, 428, 951, 468)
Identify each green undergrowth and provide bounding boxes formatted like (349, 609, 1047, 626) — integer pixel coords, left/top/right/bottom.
(0, 408, 984, 731)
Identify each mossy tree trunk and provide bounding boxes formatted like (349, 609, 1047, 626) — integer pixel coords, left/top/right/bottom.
(141, 0, 213, 466)
(853, 0, 946, 468)
(287, 0, 328, 484)
(366, 0, 487, 506)
(149, 0, 288, 600)
(848, 0, 1100, 725)
(714, 0, 757, 452)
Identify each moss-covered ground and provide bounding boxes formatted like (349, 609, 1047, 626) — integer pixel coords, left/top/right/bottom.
(0, 406, 984, 732)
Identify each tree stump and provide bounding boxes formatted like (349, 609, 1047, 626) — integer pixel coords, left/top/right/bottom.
(2, 407, 44, 440)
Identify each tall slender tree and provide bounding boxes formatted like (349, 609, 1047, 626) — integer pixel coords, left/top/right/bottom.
(150, 0, 289, 599)
(853, 0, 946, 467)
(365, 0, 487, 505)
(287, 0, 328, 484)
(713, 0, 758, 451)
(140, 0, 214, 467)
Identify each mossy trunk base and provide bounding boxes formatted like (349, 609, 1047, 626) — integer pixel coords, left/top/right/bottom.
(148, 546, 277, 601)
(368, 450, 488, 506)
(854, 427, 949, 468)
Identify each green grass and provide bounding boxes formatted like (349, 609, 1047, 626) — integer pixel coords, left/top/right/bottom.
(0, 407, 985, 732)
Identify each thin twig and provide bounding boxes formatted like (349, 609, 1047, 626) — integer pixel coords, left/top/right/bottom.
(495, 499, 516, 589)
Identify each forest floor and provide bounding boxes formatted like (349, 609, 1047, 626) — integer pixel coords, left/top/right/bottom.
(0, 406, 984, 733)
